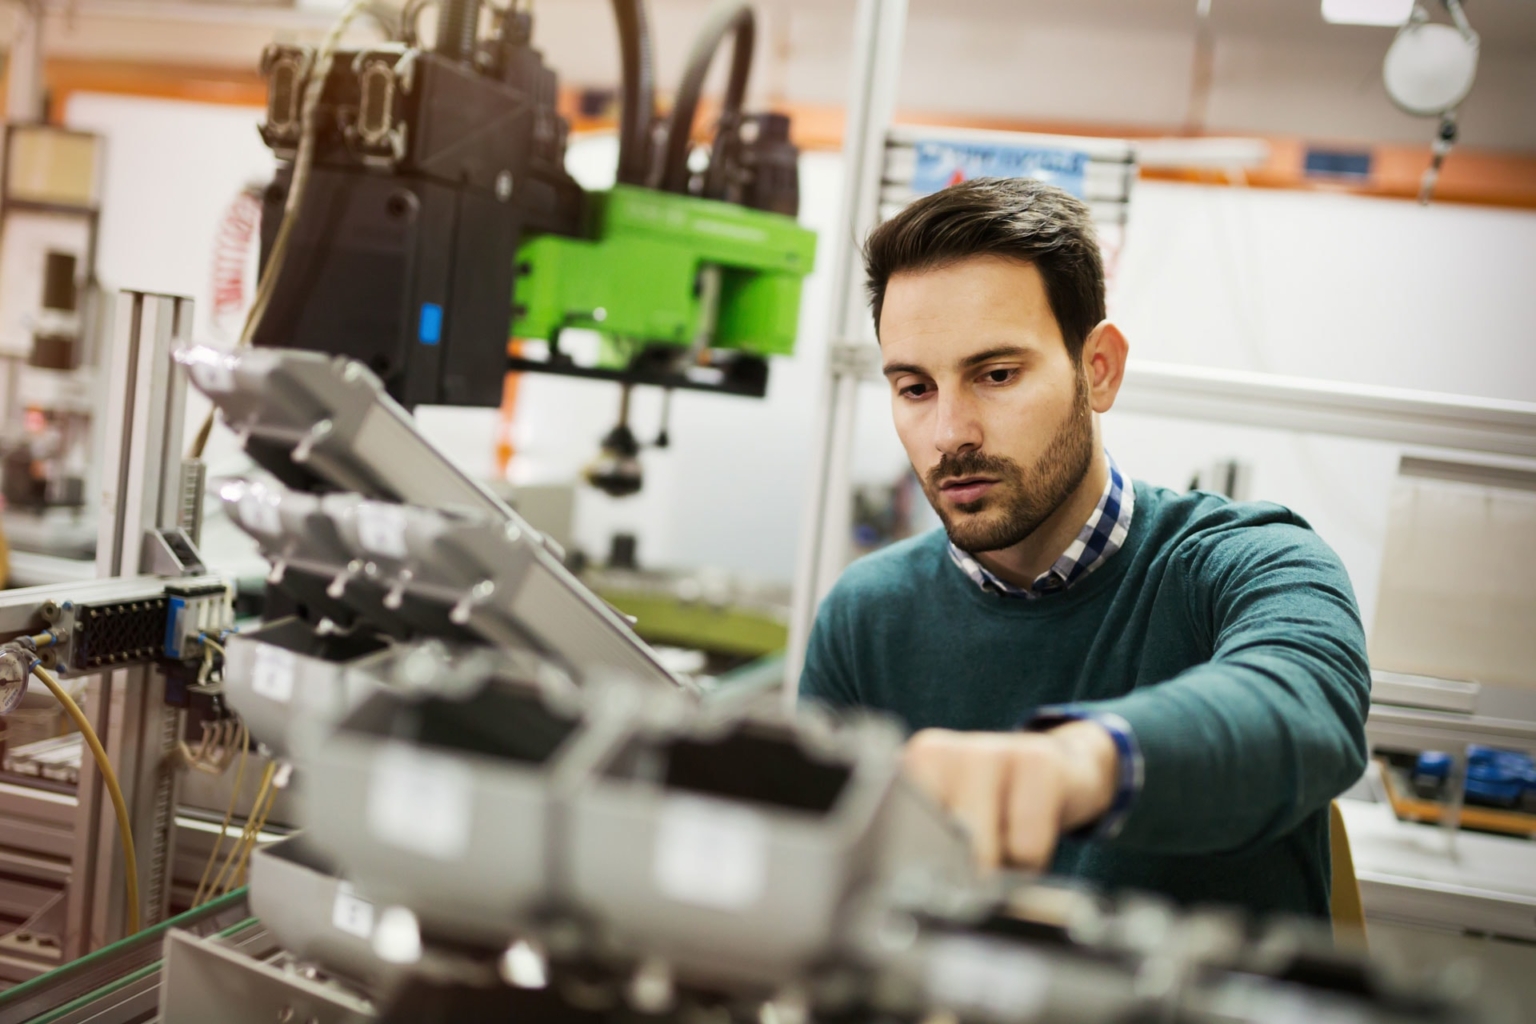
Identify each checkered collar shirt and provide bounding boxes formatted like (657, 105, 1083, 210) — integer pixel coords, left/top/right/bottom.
(947, 454, 1135, 598)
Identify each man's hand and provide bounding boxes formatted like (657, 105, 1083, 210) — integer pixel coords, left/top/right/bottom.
(903, 721, 1120, 870)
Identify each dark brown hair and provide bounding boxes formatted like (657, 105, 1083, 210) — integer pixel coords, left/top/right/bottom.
(863, 176, 1105, 359)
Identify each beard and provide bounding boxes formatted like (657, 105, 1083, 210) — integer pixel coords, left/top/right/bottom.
(920, 370, 1095, 553)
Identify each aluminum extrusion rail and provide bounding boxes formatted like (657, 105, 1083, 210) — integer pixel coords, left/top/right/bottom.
(0, 890, 251, 1024)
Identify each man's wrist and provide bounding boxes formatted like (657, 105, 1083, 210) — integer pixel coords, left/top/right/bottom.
(1045, 720, 1120, 832)
(1025, 705, 1144, 840)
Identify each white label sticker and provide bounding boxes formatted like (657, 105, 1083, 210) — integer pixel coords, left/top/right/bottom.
(239, 492, 281, 537)
(251, 644, 296, 704)
(367, 743, 473, 861)
(356, 503, 409, 559)
(653, 795, 768, 910)
(331, 881, 376, 939)
(924, 935, 1050, 1021)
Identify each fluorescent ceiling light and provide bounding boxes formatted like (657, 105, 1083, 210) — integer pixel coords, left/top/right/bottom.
(1321, 0, 1415, 26)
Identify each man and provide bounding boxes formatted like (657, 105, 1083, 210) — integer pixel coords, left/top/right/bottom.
(799, 177, 1370, 919)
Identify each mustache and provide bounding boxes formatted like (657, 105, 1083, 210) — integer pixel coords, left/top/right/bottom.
(926, 450, 1021, 489)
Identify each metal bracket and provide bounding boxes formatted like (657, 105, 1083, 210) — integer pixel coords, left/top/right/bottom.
(161, 929, 376, 1024)
(1, 891, 66, 952)
(142, 527, 207, 577)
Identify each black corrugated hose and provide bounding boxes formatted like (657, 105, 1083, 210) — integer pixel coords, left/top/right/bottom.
(654, 2, 755, 196)
(612, 0, 657, 185)
(435, 0, 482, 62)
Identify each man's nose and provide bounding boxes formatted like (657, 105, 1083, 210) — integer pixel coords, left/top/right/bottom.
(934, 391, 983, 456)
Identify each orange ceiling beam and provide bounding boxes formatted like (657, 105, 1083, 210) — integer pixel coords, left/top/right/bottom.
(35, 58, 269, 115)
(15, 63, 1531, 210)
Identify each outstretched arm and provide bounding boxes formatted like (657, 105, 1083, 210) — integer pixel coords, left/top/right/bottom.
(905, 522, 1370, 868)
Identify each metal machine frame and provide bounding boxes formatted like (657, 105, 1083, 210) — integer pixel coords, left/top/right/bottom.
(179, 344, 680, 690)
(0, 291, 226, 980)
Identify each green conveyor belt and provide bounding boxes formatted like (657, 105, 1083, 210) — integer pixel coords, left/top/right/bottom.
(599, 588, 788, 658)
(0, 889, 252, 1024)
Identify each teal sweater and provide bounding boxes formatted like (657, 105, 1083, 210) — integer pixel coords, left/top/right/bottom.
(800, 482, 1370, 919)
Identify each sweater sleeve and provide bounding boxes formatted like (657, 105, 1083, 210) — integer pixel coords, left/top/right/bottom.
(1082, 519, 1371, 855)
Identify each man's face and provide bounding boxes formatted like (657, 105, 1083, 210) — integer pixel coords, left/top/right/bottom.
(880, 255, 1094, 553)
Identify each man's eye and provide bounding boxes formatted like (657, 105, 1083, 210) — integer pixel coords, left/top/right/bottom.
(983, 368, 1018, 384)
(899, 382, 932, 399)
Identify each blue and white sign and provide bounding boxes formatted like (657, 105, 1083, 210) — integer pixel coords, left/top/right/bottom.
(910, 140, 1089, 198)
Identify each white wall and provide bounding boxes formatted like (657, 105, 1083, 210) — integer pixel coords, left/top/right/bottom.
(63, 95, 271, 345)
(1114, 183, 1536, 399)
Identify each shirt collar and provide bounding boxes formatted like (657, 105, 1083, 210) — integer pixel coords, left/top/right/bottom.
(947, 454, 1135, 599)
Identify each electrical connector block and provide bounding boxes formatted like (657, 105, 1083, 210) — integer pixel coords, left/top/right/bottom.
(163, 583, 235, 661)
(68, 598, 170, 671)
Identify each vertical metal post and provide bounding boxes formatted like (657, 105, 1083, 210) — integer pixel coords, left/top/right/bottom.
(65, 291, 194, 956)
(97, 291, 192, 579)
(5, 0, 46, 123)
(784, 0, 908, 705)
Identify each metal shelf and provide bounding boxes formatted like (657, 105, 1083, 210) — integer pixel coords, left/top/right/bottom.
(1116, 360, 1536, 461)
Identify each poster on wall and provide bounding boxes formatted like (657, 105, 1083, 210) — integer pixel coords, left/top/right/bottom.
(909, 140, 1089, 198)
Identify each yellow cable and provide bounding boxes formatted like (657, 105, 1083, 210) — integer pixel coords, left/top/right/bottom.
(230, 770, 281, 889)
(31, 664, 141, 935)
(226, 772, 282, 894)
(209, 761, 273, 896)
(193, 722, 249, 907)
(208, 761, 275, 897)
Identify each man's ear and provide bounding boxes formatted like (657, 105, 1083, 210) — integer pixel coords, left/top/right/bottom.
(1081, 321, 1129, 414)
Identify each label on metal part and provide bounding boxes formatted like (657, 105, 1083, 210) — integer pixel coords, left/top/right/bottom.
(251, 644, 296, 704)
(653, 795, 768, 910)
(332, 881, 376, 939)
(367, 743, 474, 861)
(356, 503, 409, 559)
(910, 139, 1089, 198)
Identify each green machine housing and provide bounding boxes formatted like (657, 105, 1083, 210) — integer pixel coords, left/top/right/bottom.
(510, 185, 817, 397)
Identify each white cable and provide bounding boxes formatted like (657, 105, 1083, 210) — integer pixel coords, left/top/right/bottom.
(240, 0, 371, 349)
(191, 0, 371, 459)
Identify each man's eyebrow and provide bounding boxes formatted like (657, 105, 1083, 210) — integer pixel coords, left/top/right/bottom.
(959, 345, 1030, 368)
(883, 346, 1032, 378)
(884, 346, 1038, 379)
